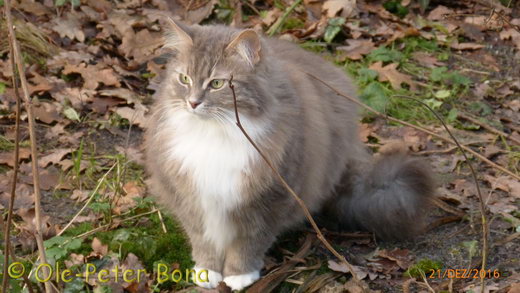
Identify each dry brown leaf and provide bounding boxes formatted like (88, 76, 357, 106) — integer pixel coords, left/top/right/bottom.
(33, 101, 62, 124)
(38, 148, 72, 168)
(369, 61, 416, 90)
(115, 105, 148, 127)
(412, 52, 445, 68)
(0, 148, 31, 167)
(119, 29, 163, 64)
(0, 183, 34, 209)
(327, 260, 367, 280)
(51, 12, 86, 42)
(63, 63, 121, 90)
(91, 237, 109, 256)
(323, 0, 357, 18)
(500, 28, 520, 50)
(377, 249, 412, 270)
(337, 39, 375, 61)
(14, 0, 51, 16)
(71, 190, 91, 202)
(484, 175, 520, 198)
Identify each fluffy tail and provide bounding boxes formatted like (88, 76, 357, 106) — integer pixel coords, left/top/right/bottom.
(332, 149, 435, 240)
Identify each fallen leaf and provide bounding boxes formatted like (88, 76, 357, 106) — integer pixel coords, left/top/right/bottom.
(51, 12, 86, 42)
(32, 102, 62, 124)
(337, 39, 375, 60)
(328, 260, 367, 280)
(91, 237, 108, 256)
(0, 148, 31, 167)
(115, 105, 148, 127)
(369, 61, 416, 90)
(38, 148, 72, 168)
(323, 0, 357, 18)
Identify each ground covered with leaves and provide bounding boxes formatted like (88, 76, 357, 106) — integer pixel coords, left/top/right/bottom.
(0, 0, 519, 292)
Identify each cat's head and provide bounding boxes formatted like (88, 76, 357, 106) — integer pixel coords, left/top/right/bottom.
(158, 19, 272, 120)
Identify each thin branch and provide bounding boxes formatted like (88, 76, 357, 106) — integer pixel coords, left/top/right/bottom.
(304, 71, 489, 293)
(228, 77, 368, 291)
(457, 112, 520, 146)
(4, 1, 52, 292)
(2, 31, 22, 293)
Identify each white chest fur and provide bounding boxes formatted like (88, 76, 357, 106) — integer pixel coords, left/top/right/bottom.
(163, 110, 266, 252)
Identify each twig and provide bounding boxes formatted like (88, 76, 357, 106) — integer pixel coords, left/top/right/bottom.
(457, 112, 520, 146)
(266, 0, 302, 36)
(2, 27, 22, 293)
(304, 72, 489, 293)
(228, 77, 368, 291)
(156, 207, 168, 233)
(4, 1, 52, 292)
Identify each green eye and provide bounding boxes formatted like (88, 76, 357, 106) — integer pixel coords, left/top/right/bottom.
(210, 79, 225, 89)
(179, 73, 191, 84)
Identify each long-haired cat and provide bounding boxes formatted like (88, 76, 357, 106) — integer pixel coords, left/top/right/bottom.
(145, 19, 434, 290)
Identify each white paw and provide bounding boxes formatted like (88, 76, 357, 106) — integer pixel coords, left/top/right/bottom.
(223, 270, 260, 291)
(192, 266, 223, 289)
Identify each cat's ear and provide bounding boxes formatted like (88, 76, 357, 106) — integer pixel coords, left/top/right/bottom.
(225, 30, 262, 67)
(163, 18, 193, 50)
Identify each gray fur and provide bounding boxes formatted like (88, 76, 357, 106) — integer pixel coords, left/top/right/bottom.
(144, 21, 434, 287)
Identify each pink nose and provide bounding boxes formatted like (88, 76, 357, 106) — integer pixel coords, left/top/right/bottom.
(189, 100, 202, 109)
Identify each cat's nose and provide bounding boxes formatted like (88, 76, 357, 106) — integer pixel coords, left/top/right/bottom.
(189, 100, 202, 109)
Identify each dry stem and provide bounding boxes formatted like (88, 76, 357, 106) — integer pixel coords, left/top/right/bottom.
(2, 31, 22, 293)
(228, 77, 368, 291)
(4, 1, 51, 291)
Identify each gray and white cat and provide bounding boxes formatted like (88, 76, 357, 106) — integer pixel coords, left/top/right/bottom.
(145, 19, 434, 290)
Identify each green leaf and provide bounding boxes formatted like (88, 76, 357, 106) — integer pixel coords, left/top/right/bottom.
(462, 240, 478, 259)
(368, 47, 404, 63)
(357, 68, 379, 84)
(55, 0, 67, 6)
(63, 107, 81, 122)
(70, 0, 80, 7)
(430, 67, 448, 82)
(324, 18, 345, 43)
(360, 82, 389, 113)
(424, 98, 442, 110)
(0, 82, 6, 94)
(434, 89, 450, 99)
(447, 108, 458, 123)
(45, 236, 69, 248)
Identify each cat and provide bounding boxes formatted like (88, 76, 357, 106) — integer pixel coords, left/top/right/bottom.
(144, 19, 434, 291)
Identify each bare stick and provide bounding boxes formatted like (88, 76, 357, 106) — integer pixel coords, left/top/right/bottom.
(305, 73, 519, 181)
(2, 31, 22, 293)
(4, 1, 52, 292)
(228, 77, 367, 291)
(305, 72, 489, 293)
(457, 112, 520, 146)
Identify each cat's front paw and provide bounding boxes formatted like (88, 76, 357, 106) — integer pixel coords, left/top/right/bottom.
(192, 266, 223, 289)
(223, 270, 260, 291)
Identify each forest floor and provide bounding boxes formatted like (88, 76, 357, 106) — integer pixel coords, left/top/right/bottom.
(0, 0, 519, 292)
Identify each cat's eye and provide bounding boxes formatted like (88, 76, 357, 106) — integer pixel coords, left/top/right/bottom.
(179, 73, 191, 85)
(210, 79, 225, 90)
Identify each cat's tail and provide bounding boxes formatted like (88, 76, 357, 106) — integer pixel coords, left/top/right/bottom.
(332, 148, 435, 240)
